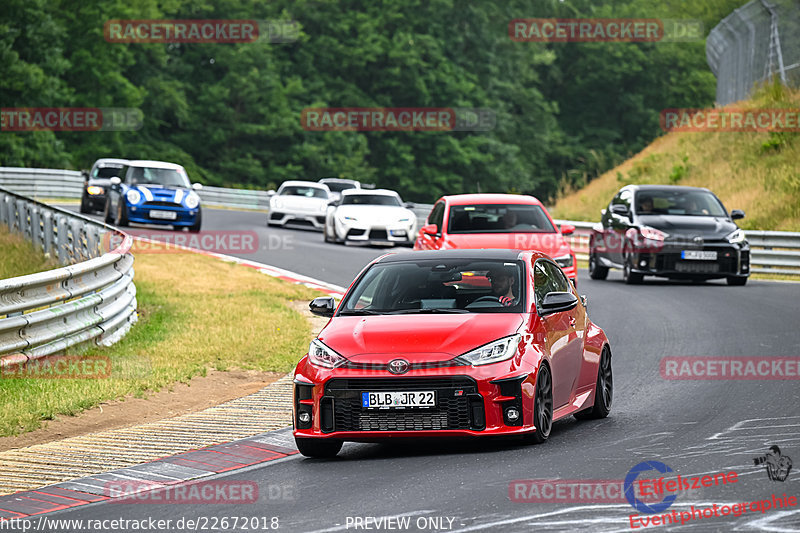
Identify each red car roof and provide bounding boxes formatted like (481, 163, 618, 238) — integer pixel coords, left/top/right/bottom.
(439, 193, 545, 206)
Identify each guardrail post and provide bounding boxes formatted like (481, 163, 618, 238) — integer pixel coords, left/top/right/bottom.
(42, 210, 54, 256)
(30, 206, 43, 253)
(55, 214, 69, 265)
(0, 194, 8, 226)
(14, 199, 25, 234)
(70, 218, 86, 262)
(86, 224, 100, 257)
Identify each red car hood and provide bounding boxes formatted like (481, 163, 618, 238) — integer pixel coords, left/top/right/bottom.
(443, 232, 569, 255)
(318, 314, 524, 363)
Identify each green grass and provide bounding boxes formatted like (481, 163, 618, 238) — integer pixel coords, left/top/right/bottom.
(0, 226, 59, 279)
(0, 246, 319, 436)
(551, 84, 800, 232)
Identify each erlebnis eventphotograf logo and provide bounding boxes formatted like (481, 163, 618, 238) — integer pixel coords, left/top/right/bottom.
(753, 446, 793, 482)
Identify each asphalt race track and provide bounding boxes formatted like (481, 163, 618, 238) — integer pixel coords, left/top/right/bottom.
(42, 206, 800, 532)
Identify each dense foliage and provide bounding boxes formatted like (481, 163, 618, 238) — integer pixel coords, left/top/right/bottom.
(0, 0, 744, 201)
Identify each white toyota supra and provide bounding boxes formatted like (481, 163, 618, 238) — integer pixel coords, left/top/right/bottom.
(324, 189, 417, 246)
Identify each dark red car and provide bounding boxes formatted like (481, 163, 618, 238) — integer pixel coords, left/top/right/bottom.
(292, 249, 612, 458)
(413, 194, 578, 284)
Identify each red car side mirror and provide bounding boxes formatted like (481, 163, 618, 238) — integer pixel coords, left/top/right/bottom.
(560, 224, 575, 236)
(421, 223, 439, 236)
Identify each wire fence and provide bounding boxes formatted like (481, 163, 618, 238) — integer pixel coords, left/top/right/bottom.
(707, 0, 800, 105)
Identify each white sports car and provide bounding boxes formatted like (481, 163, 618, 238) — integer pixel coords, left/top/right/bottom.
(324, 189, 417, 245)
(268, 180, 330, 230)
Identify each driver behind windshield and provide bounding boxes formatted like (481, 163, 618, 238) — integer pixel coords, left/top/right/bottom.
(637, 195, 654, 214)
(487, 266, 517, 306)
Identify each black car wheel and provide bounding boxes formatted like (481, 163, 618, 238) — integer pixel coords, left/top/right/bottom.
(295, 437, 343, 458)
(588, 245, 609, 280)
(104, 199, 114, 223)
(79, 194, 90, 214)
(727, 275, 748, 286)
(115, 200, 129, 227)
(623, 250, 643, 284)
(575, 346, 613, 420)
(526, 364, 553, 444)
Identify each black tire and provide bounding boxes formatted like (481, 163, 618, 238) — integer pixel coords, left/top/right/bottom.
(623, 250, 643, 285)
(79, 195, 90, 214)
(188, 210, 202, 233)
(575, 346, 613, 420)
(115, 200, 129, 227)
(525, 364, 553, 444)
(295, 437, 343, 458)
(588, 249, 609, 280)
(104, 199, 114, 223)
(727, 275, 748, 286)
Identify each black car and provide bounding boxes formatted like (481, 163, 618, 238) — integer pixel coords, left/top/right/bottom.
(80, 158, 128, 214)
(588, 185, 749, 285)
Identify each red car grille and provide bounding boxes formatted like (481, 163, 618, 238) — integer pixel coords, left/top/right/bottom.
(322, 377, 484, 432)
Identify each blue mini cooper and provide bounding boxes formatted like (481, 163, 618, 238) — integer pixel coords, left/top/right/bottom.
(105, 160, 203, 231)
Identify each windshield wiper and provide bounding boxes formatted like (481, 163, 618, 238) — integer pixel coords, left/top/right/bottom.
(388, 308, 469, 315)
(338, 309, 384, 316)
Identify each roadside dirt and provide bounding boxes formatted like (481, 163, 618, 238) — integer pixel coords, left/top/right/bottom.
(0, 369, 283, 452)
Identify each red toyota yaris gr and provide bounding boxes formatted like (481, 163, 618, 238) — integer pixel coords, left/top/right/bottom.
(413, 194, 578, 284)
(292, 249, 612, 458)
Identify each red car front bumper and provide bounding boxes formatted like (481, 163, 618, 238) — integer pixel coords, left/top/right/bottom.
(292, 357, 543, 441)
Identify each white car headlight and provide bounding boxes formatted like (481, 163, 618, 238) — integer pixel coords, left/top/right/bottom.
(554, 254, 573, 268)
(639, 226, 668, 241)
(308, 339, 348, 368)
(319, 203, 328, 213)
(272, 198, 283, 209)
(185, 191, 200, 209)
(727, 228, 745, 244)
(125, 189, 141, 204)
(456, 334, 521, 366)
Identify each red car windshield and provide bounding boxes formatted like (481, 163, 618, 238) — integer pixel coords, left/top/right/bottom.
(448, 204, 556, 233)
(339, 259, 526, 315)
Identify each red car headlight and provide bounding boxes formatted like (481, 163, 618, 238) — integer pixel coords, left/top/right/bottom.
(454, 334, 521, 366)
(308, 339, 348, 369)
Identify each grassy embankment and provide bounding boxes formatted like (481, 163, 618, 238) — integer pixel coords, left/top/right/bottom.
(551, 84, 800, 232)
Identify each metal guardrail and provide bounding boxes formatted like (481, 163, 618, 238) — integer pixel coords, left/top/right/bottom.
(0, 186, 138, 362)
(3, 171, 798, 277)
(197, 185, 272, 210)
(0, 167, 273, 210)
